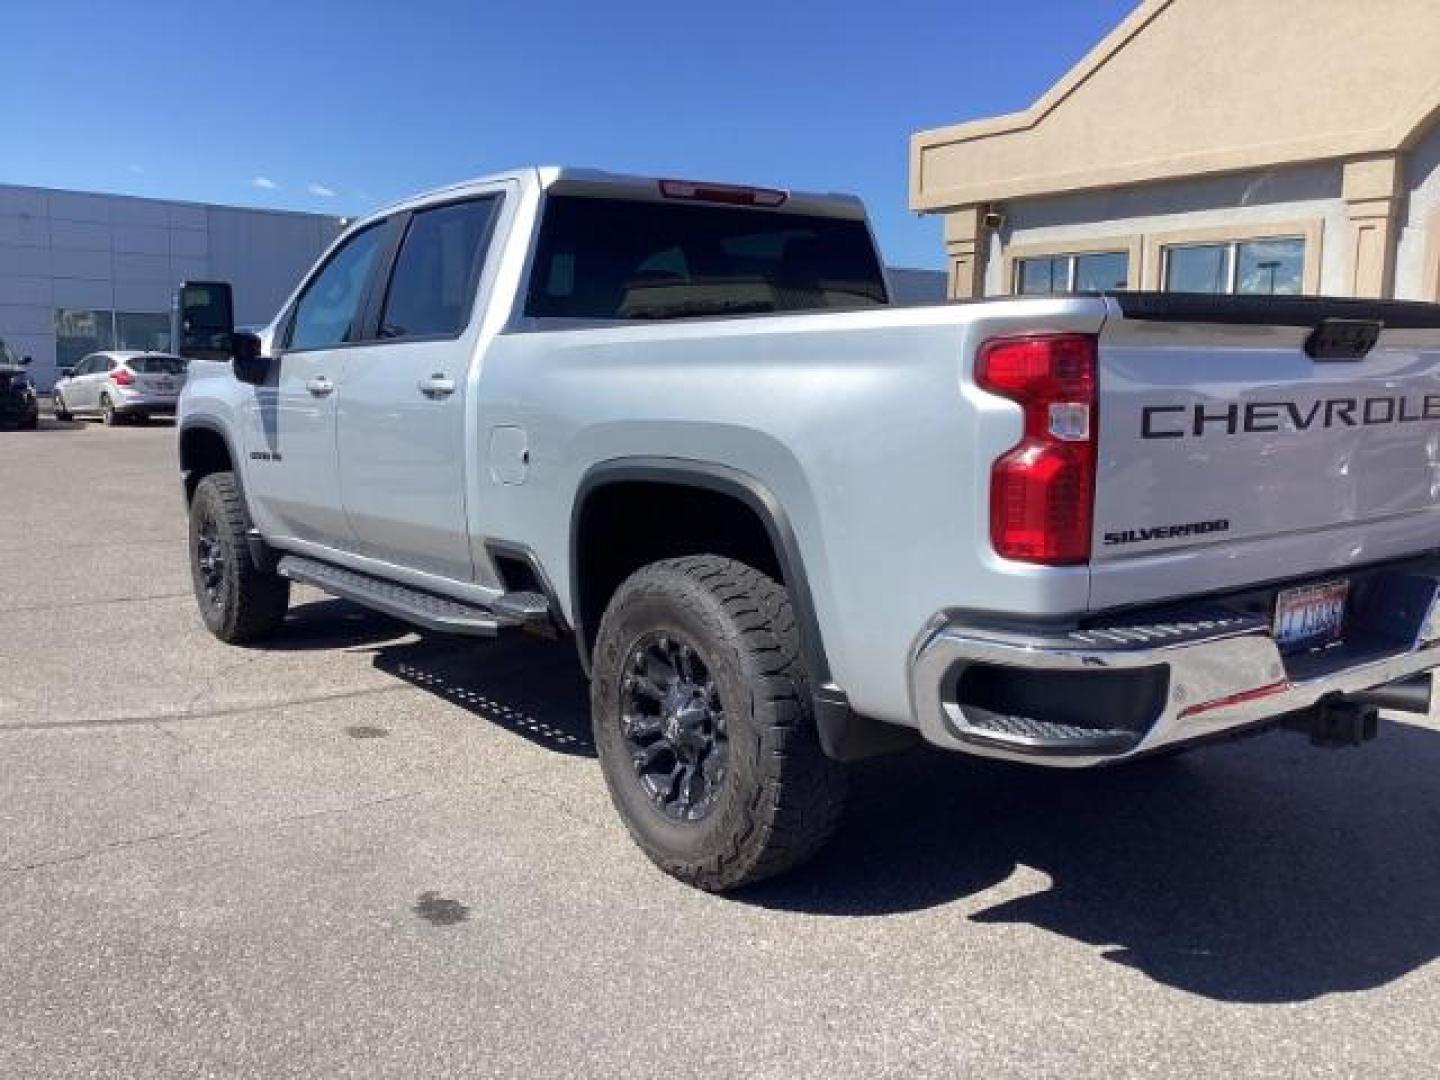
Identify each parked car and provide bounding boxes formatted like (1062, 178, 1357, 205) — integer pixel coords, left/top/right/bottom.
(173, 166, 1440, 891)
(52, 351, 187, 425)
(0, 338, 39, 430)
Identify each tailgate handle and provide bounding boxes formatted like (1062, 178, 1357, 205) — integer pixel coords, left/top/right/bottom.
(1305, 318, 1381, 361)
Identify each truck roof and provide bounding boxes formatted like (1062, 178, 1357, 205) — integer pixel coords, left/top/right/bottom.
(370, 166, 869, 223)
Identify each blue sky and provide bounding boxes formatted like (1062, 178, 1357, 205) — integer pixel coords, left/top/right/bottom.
(1, 0, 1135, 268)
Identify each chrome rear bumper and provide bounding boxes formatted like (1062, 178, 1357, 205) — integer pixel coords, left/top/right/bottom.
(909, 568, 1440, 767)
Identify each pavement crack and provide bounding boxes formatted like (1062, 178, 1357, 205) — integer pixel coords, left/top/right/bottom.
(2, 791, 428, 875)
(498, 772, 600, 830)
(3, 825, 210, 873)
(181, 652, 267, 720)
(0, 683, 419, 734)
(0, 591, 191, 615)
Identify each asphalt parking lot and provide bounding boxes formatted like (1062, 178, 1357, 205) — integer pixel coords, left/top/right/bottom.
(8, 418, 1440, 1078)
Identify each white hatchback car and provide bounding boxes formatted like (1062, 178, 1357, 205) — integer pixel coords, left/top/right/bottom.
(52, 351, 188, 425)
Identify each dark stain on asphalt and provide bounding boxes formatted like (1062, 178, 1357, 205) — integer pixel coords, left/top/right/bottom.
(414, 891, 470, 926)
(345, 725, 390, 739)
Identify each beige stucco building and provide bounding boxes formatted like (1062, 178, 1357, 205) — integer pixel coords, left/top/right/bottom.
(910, 0, 1440, 304)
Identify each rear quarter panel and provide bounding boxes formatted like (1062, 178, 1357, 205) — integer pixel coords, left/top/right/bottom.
(473, 299, 1107, 726)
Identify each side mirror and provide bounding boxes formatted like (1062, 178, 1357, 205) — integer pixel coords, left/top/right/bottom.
(20, 356, 30, 367)
(57, 368, 74, 379)
(172, 280, 236, 362)
(232, 331, 271, 386)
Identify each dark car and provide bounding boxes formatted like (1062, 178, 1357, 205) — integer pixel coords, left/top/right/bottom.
(0, 339, 39, 430)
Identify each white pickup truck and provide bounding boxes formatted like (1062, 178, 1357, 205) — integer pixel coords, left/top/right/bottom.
(174, 166, 1440, 890)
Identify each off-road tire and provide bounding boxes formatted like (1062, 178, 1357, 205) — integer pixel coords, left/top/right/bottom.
(51, 392, 71, 421)
(188, 472, 290, 644)
(100, 394, 117, 426)
(591, 556, 848, 891)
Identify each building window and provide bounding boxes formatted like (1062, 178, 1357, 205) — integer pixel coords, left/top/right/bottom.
(1014, 250, 1128, 295)
(55, 309, 116, 371)
(116, 312, 172, 352)
(56, 309, 172, 368)
(1162, 237, 1305, 295)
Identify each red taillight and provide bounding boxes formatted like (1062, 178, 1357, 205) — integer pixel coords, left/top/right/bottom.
(976, 334, 1098, 565)
(111, 367, 135, 386)
(658, 178, 788, 207)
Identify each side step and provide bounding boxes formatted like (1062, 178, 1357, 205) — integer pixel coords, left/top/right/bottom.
(277, 556, 548, 637)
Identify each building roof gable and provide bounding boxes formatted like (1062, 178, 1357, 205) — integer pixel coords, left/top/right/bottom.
(911, 0, 1440, 211)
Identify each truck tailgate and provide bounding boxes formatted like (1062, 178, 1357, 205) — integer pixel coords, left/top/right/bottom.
(1090, 294, 1440, 611)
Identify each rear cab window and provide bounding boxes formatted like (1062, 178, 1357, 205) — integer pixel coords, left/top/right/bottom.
(525, 196, 888, 321)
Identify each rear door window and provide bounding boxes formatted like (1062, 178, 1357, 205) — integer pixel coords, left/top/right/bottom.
(378, 197, 502, 340)
(525, 196, 888, 321)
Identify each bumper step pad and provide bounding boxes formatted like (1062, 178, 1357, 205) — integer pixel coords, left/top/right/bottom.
(957, 706, 1141, 756)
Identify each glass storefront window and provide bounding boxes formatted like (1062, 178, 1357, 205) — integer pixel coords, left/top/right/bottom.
(1163, 237, 1305, 295)
(1016, 256, 1064, 295)
(1236, 238, 1305, 295)
(116, 312, 172, 352)
(1015, 250, 1129, 295)
(55, 309, 115, 371)
(1163, 244, 1230, 293)
(1072, 251, 1129, 292)
(55, 309, 172, 370)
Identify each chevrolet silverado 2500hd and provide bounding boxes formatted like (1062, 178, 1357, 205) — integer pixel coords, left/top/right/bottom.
(174, 166, 1440, 890)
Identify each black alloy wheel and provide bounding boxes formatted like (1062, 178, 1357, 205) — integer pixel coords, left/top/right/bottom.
(195, 515, 227, 611)
(620, 632, 729, 823)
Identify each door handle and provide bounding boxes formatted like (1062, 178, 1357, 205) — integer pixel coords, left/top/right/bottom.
(418, 373, 456, 399)
(304, 375, 334, 397)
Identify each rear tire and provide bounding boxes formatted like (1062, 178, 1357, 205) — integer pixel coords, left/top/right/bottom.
(100, 395, 116, 426)
(188, 472, 290, 644)
(591, 555, 848, 891)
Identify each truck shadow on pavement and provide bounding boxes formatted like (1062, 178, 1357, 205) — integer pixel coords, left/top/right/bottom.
(745, 726, 1440, 1004)
(272, 598, 596, 757)
(271, 598, 1440, 1004)
(371, 634, 595, 757)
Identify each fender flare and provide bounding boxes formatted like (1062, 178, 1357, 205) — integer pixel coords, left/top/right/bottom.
(571, 457, 828, 677)
(569, 458, 914, 762)
(178, 418, 273, 571)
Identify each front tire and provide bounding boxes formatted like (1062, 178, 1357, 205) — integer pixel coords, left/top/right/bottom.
(188, 472, 290, 643)
(51, 392, 71, 421)
(100, 394, 117, 426)
(591, 556, 848, 891)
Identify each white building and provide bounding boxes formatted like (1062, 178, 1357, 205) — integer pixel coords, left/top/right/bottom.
(0, 183, 344, 388)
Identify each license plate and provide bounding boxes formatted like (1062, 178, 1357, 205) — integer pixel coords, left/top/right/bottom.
(1273, 580, 1349, 653)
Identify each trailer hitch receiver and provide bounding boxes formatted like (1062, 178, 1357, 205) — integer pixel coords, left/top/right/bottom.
(1281, 698, 1379, 748)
